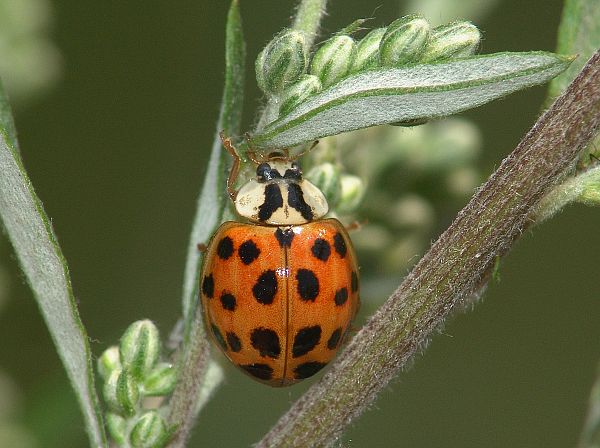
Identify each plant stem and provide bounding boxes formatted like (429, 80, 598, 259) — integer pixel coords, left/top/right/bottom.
(256, 50, 600, 448)
(292, 0, 328, 49)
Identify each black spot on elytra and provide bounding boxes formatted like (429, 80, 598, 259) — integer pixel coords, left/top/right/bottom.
(334, 287, 348, 306)
(220, 292, 236, 311)
(216, 236, 234, 260)
(239, 239, 260, 265)
(296, 269, 319, 301)
(292, 326, 322, 358)
(351, 271, 359, 293)
(287, 183, 314, 221)
(241, 363, 273, 381)
(311, 238, 331, 261)
(226, 332, 242, 352)
(327, 328, 343, 350)
(202, 274, 214, 298)
(258, 184, 284, 221)
(253, 270, 278, 304)
(274, 228, 295, 248)
(294, 361, 326, 379)
(333, 232, 347, 258)
(211, 324, 227, 352)
(250, 327, 281, 359)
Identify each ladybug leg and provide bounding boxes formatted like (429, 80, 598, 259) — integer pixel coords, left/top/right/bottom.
(219, 131, 241, 201)
(196, 242, 208, 253)
(345, 219, 367, 232)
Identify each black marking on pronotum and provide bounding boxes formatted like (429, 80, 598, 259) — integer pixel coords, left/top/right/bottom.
(258, 184, 284, 221)
(241, 363, 273, 380)
(274, 228, 295, 248)
(292, 325, 322, 358)
(250, 327, 281, 359)
(294, 361, 326, 379)
(287, 183, 314, 221)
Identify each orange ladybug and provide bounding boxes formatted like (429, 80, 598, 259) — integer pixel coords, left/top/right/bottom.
(200, 135, 359, 386)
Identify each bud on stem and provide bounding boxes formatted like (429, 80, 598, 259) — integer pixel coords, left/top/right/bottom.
(256, 29, 308, 94)
(380, 15, 431, 66)
(310, 35, 356, 88)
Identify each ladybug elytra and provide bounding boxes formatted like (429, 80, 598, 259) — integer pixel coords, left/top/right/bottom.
(200, 135, 359, 386)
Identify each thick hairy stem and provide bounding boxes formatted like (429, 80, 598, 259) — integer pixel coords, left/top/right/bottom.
(257, 50, 600, 448)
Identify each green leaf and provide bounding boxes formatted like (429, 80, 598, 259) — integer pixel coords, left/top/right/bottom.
(548, 0, 600, 99)
(0, 81, 107, 446)
(250, 51, 572, 150)
(181, 0, 245, 328)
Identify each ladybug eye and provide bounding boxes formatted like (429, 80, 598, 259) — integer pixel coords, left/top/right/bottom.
(256, 163, 272, 181)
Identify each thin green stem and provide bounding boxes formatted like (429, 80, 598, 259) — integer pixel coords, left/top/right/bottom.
(256, 50, 600, 448)
(292, 0, 328, 49)
(167, 1, 245, 446)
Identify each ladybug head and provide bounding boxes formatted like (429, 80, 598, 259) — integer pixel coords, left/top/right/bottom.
(256, 159, 302, 183)
(234, 156, 328, 225)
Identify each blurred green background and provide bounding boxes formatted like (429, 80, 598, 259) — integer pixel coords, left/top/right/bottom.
(1, 0, 599, 447)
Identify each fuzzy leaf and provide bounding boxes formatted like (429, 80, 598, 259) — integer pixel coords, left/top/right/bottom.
(250, 51, 572, 149)
(0, 82, 107, 446)
(548, 0, 600, 99)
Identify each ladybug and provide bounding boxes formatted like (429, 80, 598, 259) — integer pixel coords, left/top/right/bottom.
(200, 135, 359, 387)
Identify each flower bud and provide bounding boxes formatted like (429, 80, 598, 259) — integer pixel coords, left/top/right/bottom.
(143, 363, 178, 396)
(106, 412, 127, 445)
(97, 346, 121, 380)
(337, 174, 365, 213)
(256, 29, 308, 94)
(103, 369, 140, 416)
(421, 22, 481, 62)
(350, 28, 386, 73)
(130, 411, 168, 448)
(279, 74, 321, 116)
(306, 163, 341, 207)
(309, 35, 355, 88)
(120, 320, 160, 381)
(380, 15, 431, 66)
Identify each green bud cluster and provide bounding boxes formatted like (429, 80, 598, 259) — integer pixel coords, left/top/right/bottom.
(319, 118, 482, 277)
(99, 320, 176, 447)
(259, 16, 480, 120)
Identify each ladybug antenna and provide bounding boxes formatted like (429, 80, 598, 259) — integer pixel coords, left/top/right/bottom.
(290, 140, 320, 161)
(244, 132, 263, 164)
